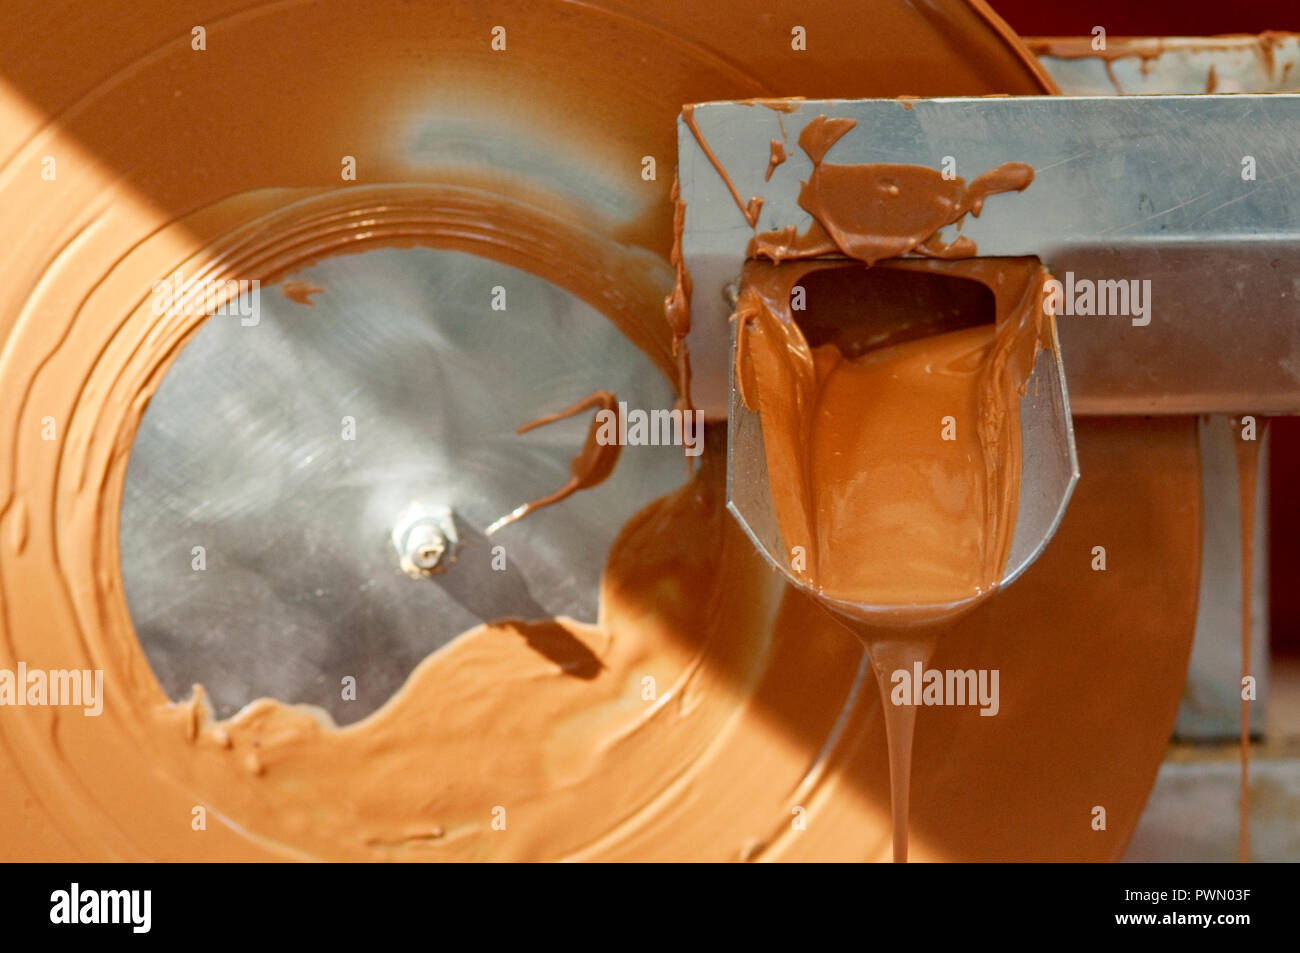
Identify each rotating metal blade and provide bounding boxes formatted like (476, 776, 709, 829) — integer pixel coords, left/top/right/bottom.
(120, 246, 685, 723)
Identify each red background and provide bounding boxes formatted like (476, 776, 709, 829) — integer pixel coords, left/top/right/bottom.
(988, 1, 1300, 36)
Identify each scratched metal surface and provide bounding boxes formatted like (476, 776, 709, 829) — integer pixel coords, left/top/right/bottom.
(120, 246, 685, 723)
(680, 95, 1300, 417)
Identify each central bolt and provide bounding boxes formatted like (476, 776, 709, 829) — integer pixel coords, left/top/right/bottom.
(393, 503, 459, 578)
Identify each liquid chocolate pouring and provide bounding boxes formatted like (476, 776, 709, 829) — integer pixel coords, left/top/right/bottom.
(1234, 417, 1266, 863)
(707, 108, 1057, 859)
(0, 0, 1200, 862)
(734, 257, 1052, 619)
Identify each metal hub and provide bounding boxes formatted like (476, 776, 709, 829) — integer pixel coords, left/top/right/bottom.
(119, 246, 684, 723)
(393, 502, 459, 577)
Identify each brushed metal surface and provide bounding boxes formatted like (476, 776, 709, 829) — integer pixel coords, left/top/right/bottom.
(681, 95, 1300, 417)
(120, 246, 685, 723)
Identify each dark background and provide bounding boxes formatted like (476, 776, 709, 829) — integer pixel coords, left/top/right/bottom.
(989, 1, 1299, 36)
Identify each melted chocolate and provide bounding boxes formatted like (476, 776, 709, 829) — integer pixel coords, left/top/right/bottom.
(752, 116, 1034, 265)
(0, 0, 1202, 863)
